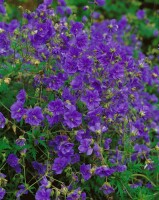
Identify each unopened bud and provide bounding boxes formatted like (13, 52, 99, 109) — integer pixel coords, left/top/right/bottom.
(152, 73, 158, 78)
(4, 78, 11, 84)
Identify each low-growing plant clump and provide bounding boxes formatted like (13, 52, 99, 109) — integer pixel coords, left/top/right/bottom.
(0, 0, 159, 199)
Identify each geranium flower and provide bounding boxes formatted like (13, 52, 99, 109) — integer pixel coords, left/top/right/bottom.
(10, 101, 26, 122)
(64, 110, 82, 128)
(80, 164, 92, 180)
(25, 107, 44, 126)
(52, 157, 68, 174)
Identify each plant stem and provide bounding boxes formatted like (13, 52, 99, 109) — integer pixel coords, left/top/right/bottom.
(132, 174, 157, 187)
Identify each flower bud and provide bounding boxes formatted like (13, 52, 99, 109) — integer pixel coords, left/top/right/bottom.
(4, 78, 11, 84)
(0, 28, 5, 33)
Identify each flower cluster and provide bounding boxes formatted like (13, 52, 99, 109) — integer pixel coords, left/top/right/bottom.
(0, 0, 158, 199)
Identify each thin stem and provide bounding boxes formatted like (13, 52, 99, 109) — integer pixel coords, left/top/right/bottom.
(19, 176, 44, 197)
(0, 101, 11, 112)
(8, 119, 26, 134)
(0, 162, 6, 171)
(23, 157, 26, 184)
(132, 174, 157, 187)
(120, 181, 133, 199)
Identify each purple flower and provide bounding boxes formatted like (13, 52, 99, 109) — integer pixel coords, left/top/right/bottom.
(0, 4, 6, 15)
(46, 114, 62, 126)
(66, 7, 72, 15)
(7, 154, 21, 173)
(89, 122, 107, 133)
(153, 30, 159, 37)
(76, 130, 91, 142)
(82, 16, 88, 23)
(104, 138, 112, 150)
(67, 188, 81, 200)
(83, 6, 89, 11)
(16, 89, 26, 104)
(95, 166, 114, 177)
(77, 56, 93, 73)
(62, 88, 76, 104)
(152, 66, 159, 84)
(118, 15, 128, 29)
(58, 141, 74, 157)
(40, 176, 49, 187)
(25, 107, 44, 126)
(130, 181, 142, 188)
(8, 20, 19, 33)
(71, 75, 83, 90)
(0, 188, 6, 200)
(44, 74, 66, 91)
(74, 33, 88, 48)
(100, 184, 114, 195)
(30, 20, 55, 45)
(70, 22, 84, 35)
(10, 101, 26, 122)
(95, 0, 105, 6)
(81, 192, 86, 200)
(56, 6, 65, 16)
(110, 63, 124, 80)
(109, 150, 123, 164)
(48, 135, 68, 150)
(107, 19, 118, 33)
(63, 57, 78, 74)
(93, 143, 102, 158)
(71, 153, 80, 164)
(35, 188, 51, 200)
(134, 144, 150, 154)
(16, 137, 26, 147)
(81, 90, 101, 110)
(48, 99, 64, 115)
(94, 78, 104, 92)
(91, 12, 100, 19)
(0, 112, 5, 128)
(80, 164, 91, 180)
(136, 10, 145, 19)
(32, 161, 46, 175)
(131, 144, 150, 161)
(58, 0, 66, 6)
(69, 46, 80, 58)
(115, 165, 127, 172)
(0, 173, 6, 178)
(52, 157, 68, 174)
(43, 0, 53, 6)
(0, 33, 10, 56)
(145, 182, 153, 189)
(16, 184, 28, 200)
(78, 139, 93, 155)
(87, 107, 103, 122)
(7, 154, 19, 167)
(64, 110, 82, 128)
